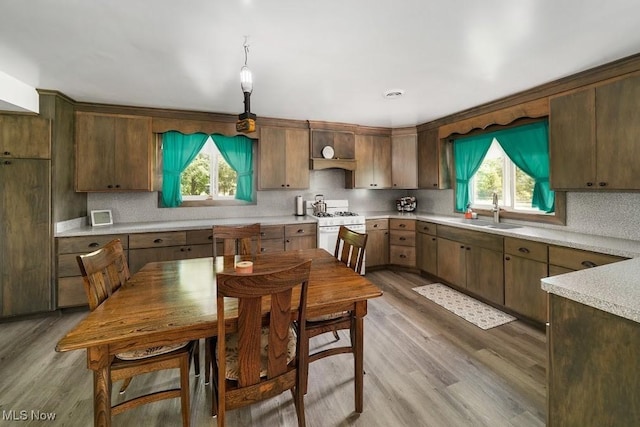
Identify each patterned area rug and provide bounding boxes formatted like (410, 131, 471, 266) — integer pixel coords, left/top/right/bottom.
(412, 283, 516, 330)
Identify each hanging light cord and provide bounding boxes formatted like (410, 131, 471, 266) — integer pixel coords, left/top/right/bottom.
(243, 37, 250, 66)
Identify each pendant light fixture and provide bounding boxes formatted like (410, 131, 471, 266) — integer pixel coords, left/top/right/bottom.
(236, 38, 256, 133)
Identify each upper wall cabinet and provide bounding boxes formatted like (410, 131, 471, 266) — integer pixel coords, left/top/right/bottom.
(0, 114, 51, 159)
(549, 73, 640, 190)
(309, 125, 357, 171)
(347, 133, 391, 189)
(418, 128, 451, 189)
(259, 126, 310, 189)
(391, 130, 418, 189)
(75, 112, 153, 192)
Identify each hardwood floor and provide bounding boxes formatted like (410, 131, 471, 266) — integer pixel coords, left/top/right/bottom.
(0, 270, 546, 426)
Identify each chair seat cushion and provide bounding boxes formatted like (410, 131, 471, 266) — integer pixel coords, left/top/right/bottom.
(307, 311, 350, 322)
(220, 326, 296, 380)
(116, 341, 189, 361)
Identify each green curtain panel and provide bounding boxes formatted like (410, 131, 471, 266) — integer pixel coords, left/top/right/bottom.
(211, 134, 254, 202)
(494, 121, 554, 212)
(161, 131, 209, 207)
(453, 135, 493, 211)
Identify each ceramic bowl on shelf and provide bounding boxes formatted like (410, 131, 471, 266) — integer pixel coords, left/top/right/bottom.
(321, 145, 335, 159)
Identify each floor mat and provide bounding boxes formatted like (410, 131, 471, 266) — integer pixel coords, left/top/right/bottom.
(412, 283, 516, 330)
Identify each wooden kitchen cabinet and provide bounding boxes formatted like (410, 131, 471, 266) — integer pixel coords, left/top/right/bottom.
(284, 223, 316, 251)
(436, 225, 504, 305)
(416, 221, 437, 276)
(504, 237, 548, 323)
(348, 134, 391, 189)
(548, 245, 625, 274)
(56, 234, 129, 308)
(549, 74, 640, 190)
(128, 230, 212, 273)
(75, 112, 153, 192)
(366, 219, 389, 268)
(259, 225, 285, 253)
(0, 115, 51, 159)
(418, 128, 451, 189)
(391, 130, 418, 189)
(259, 126, 309, 189)
(389, 219, 415, 267)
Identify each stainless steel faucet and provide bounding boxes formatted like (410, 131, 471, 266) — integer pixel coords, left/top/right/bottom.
(492, 192, 500, 223)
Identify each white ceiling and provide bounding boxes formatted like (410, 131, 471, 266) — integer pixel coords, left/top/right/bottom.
(2, 0, 640, 127)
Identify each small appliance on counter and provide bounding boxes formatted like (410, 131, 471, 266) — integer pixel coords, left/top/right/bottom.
(396, 197, 417, 212)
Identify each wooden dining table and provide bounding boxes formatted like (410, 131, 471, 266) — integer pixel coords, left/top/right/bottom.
(56, 248, 383, 427)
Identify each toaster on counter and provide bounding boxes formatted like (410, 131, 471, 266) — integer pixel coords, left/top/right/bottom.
(396, 197, 417, 212)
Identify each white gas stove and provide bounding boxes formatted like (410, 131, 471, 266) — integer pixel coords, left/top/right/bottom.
(306, 200, 366, 271)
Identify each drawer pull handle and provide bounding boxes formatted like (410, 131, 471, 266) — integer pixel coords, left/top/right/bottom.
(154, 238, 163, 244)
(399, 224, 406, 228)
(297, 229, 304, 234)
(373, 224, 379, 228)
(431, 237, 436, 241)
(208, 235, 213, 240)
(505, 256, 511, 261)
(3, 151, 10, 155)
(3, 160, 11, 165)
(581, 260, 597, 268)
(89, 242, 99, 248)
(399, 237, 406, 241)
(518, 247, 530, 254)
(400, 254, 407, 258)
(460, 245, 465, 249)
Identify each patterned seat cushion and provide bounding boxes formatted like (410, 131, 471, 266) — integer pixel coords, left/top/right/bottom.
(219, 326, 297, 380)
(307, 311, 350, 322)
(116, 341, 189, 361)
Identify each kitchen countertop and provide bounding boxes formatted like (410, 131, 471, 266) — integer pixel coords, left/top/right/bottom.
(541, 258, 640, 323)
(55, 215, 316, 237)
(362, 210, 640, 259)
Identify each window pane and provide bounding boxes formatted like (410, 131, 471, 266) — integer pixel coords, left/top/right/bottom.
(216, 154, 237, 197)
(181, 152, 211, 196)
(473, 140, 503, 205)
(515, 167, 535, 209)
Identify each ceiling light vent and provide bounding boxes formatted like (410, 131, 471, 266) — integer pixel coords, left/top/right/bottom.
(383, 89, 405, 99)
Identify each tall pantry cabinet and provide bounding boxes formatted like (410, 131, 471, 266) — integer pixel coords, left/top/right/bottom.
(0, 92, 85, 318)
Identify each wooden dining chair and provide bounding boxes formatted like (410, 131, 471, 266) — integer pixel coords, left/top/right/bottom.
(301, 225, 368, 390)
(206, 223, 263, 384)
(211, 259, 312, 427)
(76, 239, 198, 426)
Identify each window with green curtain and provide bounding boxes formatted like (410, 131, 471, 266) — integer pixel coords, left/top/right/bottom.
(211, 134, 254, 202)
(453, 119, 554, 213)
(161, 131, 209, 207)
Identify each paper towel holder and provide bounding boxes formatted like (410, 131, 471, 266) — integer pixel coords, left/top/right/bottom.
(295, 195, 305, 216)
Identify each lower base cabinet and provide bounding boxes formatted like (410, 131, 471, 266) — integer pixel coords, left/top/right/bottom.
(416, 221, 437, 276)
(366, 219, 389, 268)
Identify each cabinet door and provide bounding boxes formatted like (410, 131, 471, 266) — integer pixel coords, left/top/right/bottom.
(284, 128, 310, 189)
(372, 135, 391, 188)
(354, 135, 375, 188)
(392, 133, 417, 189)
(465, 246, 504, 305)
(549, 88, 596, 189)
(504, 255, 548, 323)
(0, 115, 51, 159)
(418, 128, 443, 189)
(416, 232, 437, 276)
(436, 238, 466, 288)
(0, 159, 51, 316)
(366, 229, 389, 267)
(259, 127, 287, 189)
(595, 75, 640, 189)
(76, 113, 152, 191)
(284, 224, 316, 250)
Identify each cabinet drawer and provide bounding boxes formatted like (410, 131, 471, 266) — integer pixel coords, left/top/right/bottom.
(548, 246, 625, 270)
(58, 234, 128, 253)
(367, 219, 388, 231)
(417, 221, 437, 236)
(390, 245, 416, 266)
(437, 225, 503, 252)
(260, 225, 285, 240)
(285, 223, 316, 237)
(58, 253, 86, 277)
(390, 230, 415, 246)
(505, 237, 547, 263)
(186, 229, 213, 245)
(57, 276, 87, 308)
(129, 231, 187, 248)
(260, 239, 285, 253)
(390, 219, 415, 231)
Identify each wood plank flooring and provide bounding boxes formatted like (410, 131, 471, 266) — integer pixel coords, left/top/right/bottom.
(0, 270, 546, 426)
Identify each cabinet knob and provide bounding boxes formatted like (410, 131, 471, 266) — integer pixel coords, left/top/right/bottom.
(154, 238, 163, 244)
(518, 247, 530, 254)
(297, 229, 305, 234)
(400, 254, 407, 258)
(399, 237, 406, 241)
(286, 184, 290, 187)
(208, 235, 213, 240)
(581, 260, 597, 268)
(115, 184, 121, 188)
(432, 183, 437, 187)
(586, 182, 594, 187)
(3, 160, 11, 165)
(505, 256, 511, 261)
(466, 247, 471, 250)
(3, 151, 10, 155)
(89, 242, 100, 248)
(460, 245, 465, 249)
(107, 185, 113, 189)
(431, 237, 436, 241)
(399, 224, 406, 228)
(281, 184, 285, 187)
(598, 182, 607, 187)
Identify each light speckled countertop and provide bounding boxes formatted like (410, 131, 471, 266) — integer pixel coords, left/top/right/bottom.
(55, 215, 315, 237)
(541, 258, 640, 323)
